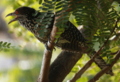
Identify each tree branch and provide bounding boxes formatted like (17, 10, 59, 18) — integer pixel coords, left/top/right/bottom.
(69, 44, 105, 82)
(37, 15, 58, 82)
(88, 50, 120, 82)
(49, 51, 83, 82)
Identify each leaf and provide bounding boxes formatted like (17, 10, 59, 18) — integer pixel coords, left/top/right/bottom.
(39, 0, 42, 4)
(3, 42, 7, 47)
(7, 43, 11, 48)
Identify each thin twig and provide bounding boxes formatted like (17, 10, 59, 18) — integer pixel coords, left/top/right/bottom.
(69, 37, 106, 82)
(69, 28, 110, 82)
(69, 17, 119, 82)
(37, 16, 58, 82)
(88, 50, 120, 82)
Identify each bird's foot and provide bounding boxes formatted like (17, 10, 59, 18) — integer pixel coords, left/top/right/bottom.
(45, 43, 51, 52)
(45, 42, 56, 52)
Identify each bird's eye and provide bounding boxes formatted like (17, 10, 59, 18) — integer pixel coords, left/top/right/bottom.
(15, 11, 19, 14)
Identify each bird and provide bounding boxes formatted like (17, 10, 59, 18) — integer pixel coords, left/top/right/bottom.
(6, 6, 113, 75)
(6, 6, 86, 51)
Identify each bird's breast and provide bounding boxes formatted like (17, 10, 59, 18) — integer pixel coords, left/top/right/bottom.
(18, 19, 51, 43)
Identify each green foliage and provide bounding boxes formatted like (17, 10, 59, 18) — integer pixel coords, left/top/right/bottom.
(36, 0, 120, 82)
(66, 0, 120, 63)
(0, 41, 11, 51)
(55, 0, 70, 27)
(37, 0, 73, 42)
(34, 11, 54, 37)
(71, 1, 119, 42)
(38, 1, 120, 55)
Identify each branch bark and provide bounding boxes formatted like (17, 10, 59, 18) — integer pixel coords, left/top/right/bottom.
(49, 51, 83, 82)
(37, 15, 58, 82)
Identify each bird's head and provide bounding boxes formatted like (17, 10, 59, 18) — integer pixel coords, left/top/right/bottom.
(6, 6, 36, 24)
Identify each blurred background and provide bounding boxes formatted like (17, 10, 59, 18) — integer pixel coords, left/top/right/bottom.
(0, 0, 120, 82)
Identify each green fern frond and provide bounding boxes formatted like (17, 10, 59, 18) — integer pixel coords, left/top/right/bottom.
(0, 41, 12, 51)
(38, 0, 120, 51)
(37, 0, 71, 40)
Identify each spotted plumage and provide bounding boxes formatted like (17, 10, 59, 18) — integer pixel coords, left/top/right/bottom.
(55, 21, 86, 51)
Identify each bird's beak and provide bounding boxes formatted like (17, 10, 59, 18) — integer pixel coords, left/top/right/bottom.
(6, 12, 16, 17)
(6, 12, 18, 24)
